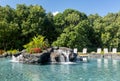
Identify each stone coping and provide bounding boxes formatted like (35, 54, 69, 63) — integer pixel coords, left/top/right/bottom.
(89, 53, 120, 60)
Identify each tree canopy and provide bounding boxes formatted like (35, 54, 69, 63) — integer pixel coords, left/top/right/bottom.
(0, 4, 120, 51)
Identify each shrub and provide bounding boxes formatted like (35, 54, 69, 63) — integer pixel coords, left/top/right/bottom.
(0, 50, 4, 55)
(23, 35, 49, 53)
(7, 49, 19, 55)
(30, 48, 41, 54)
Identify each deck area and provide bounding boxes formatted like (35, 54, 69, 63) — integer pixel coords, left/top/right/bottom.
(78, 52, 89, 56)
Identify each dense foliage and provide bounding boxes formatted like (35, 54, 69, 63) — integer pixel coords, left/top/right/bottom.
(23, 35, 49, 53)
(0, 4, 120, 52)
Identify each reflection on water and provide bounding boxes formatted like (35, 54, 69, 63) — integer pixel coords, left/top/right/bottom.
(50, 64, 71, 81)
(50, 64, 56, 72)
(112, 60, 118, 69)
(113, 60, 117, 65)
(82, 63, 87, 71)
(50, 64, 70, 74)
(31, 74, 40, 81)
(12, 62, 23, 70)
(104, 59, 108, 68)
(96, 59, 119, 70)
(12, 63, 41, 81)
(97, 59, 102, 68)
(1, 58, 120, 81)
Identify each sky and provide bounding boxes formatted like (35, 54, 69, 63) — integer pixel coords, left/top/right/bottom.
(0, 0, 120, 16)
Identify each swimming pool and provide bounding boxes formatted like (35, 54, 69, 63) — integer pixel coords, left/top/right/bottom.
(0, 58, 120, 81)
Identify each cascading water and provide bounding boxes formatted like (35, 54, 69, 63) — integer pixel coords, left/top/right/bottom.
(11, 54, 23, 62)
(11, 55, 18, 62)
(65, 51, 70, 62)
(61, 50, 76, 64)
(11, 55, 20, 62)
(58, 50, 66, 62)
(60, 55, 65, 62)
(58, 49, 71, 62)
(61, 50, 71, 62)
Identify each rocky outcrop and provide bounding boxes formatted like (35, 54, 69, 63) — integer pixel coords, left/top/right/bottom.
(69, 53, 77, 62)
(22, 52, 50, 64)
(0, 52, 12, 58)
(50, 47, 77, 62)
(12, 47, 77, 64)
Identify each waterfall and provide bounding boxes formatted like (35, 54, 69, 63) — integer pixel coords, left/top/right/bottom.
(60, 55, 65, 62)
(58, 50, 70, 62)
(62, 51, 70, 62)
(11, 55, 19, 62)
(65, 51, 70, 62)
(58, 49, 76, 64)
(11, 54, 23, 62)
(61, 50, 76, 64)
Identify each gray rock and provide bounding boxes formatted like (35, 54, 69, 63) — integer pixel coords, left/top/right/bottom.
(22, 52, 50, 64)
(10, 47, 77, 64)
(50, 52, 60, 62)
(69, 53, 77, 62)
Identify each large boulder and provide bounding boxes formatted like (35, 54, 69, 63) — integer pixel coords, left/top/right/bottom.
(69, 53, 77, 62)
(21, 51, 50, 64)
(50, 52, 60, 62)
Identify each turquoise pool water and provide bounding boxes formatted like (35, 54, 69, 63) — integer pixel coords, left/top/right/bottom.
(0, 58, 120, 81)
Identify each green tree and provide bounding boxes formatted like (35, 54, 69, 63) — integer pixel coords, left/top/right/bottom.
(88, 14, 103, 48)
(52, 20, 91, 51)
(53, 13, 65, 37)
(63, 9, 87, 26)
(42, 12, 56, 44)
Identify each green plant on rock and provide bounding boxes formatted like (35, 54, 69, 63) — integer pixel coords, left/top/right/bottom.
(7, 49, 19, 55)
(23, 35, 49, 53)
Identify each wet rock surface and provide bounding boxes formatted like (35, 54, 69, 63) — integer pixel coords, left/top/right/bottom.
(11, 47, 77, 64)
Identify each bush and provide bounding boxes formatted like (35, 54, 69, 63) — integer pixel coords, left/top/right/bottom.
(7, 49, 19, 55)
(30, 48, 41, 54)
(0, 50, 4, 55)
(23, 35, 49, 53)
